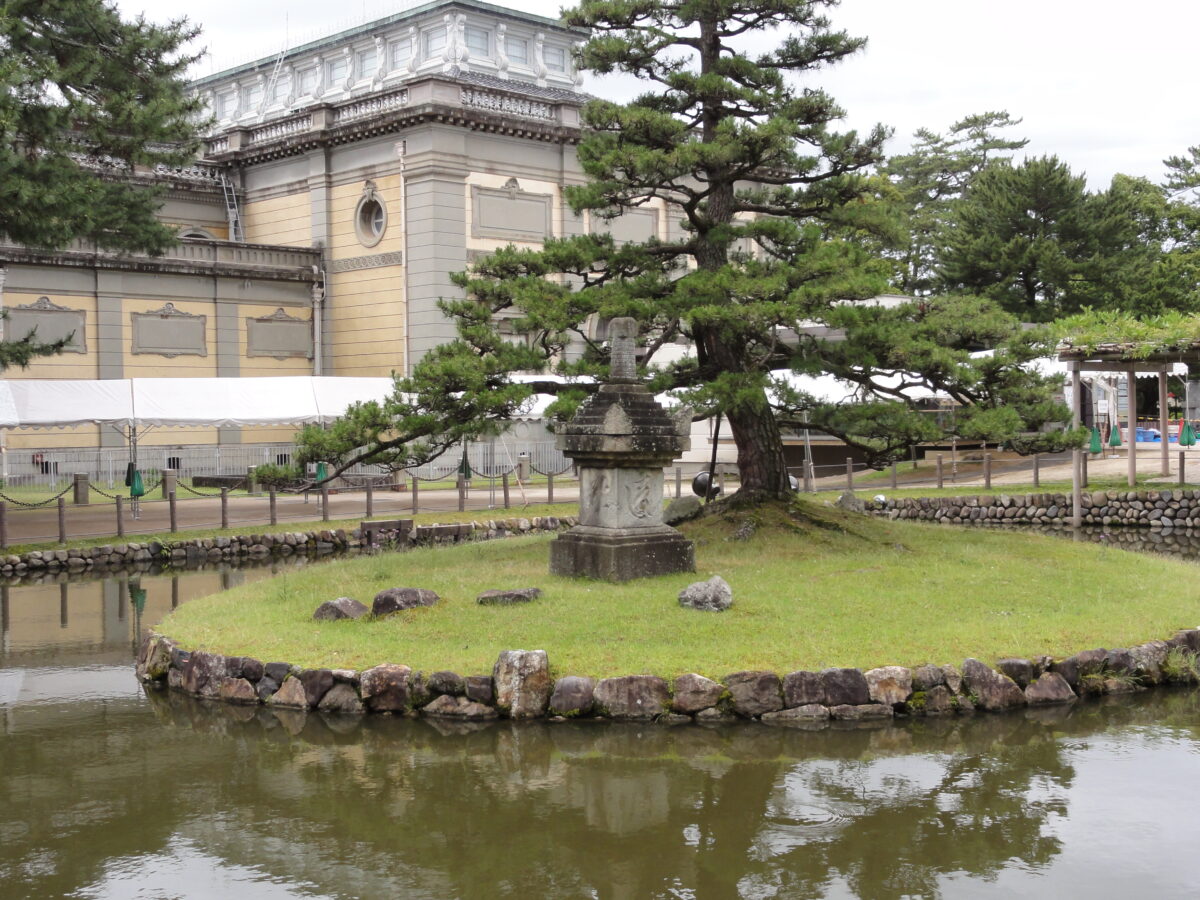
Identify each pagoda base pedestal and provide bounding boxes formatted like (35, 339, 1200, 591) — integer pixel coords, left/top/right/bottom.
(549, 526, 695, 582)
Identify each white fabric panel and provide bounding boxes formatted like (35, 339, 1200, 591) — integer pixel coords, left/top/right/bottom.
(310, 377, 397, 422)
(0, 379, 134, 428)
(0, 377, 395, 429)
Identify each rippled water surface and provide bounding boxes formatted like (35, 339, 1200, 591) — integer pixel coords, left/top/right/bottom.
(2, 555, 1200, 899)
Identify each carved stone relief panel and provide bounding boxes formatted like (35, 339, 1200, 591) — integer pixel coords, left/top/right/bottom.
(246, 308, 313, 359)
(131, 302, 207, 358)
(471, 183, 553, 243)
(7, 297, 86, 353)
(594, 208, 659, 245)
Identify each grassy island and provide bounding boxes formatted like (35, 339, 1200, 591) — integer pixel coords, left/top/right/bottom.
(160, 499, 1200, 678)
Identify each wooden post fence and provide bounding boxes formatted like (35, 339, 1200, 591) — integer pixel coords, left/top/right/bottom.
(58, 497, 67, 544)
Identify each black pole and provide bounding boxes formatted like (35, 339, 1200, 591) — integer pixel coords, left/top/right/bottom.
(706, 412, 721, 504)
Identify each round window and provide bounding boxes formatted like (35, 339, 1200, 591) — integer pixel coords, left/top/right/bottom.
(354, 192, 387, 247)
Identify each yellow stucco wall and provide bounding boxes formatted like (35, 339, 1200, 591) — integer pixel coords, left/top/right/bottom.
(242, 192, 312, 247)
(326, 176, 407, 376)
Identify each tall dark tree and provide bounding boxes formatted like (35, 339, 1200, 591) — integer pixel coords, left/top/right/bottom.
(883, 111, 1027, 295)
(0, 0, 206, 369)
(940, 155, 1200, 322)
(0, 0, 206, 255)
(938, 156, 1104, 321)
(297, 0, 1071, 493)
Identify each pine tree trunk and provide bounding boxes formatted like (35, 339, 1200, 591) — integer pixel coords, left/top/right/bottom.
(724, 401, 791, 498)
(698, 325, 791, 499)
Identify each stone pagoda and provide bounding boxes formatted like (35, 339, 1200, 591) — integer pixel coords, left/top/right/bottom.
(550, 318, 695, 581)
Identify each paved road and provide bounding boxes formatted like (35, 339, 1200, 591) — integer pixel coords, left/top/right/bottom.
(3, 482, 585, 546)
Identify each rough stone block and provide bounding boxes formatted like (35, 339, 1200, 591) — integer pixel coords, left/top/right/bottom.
(372, 587, 439, 616)
(318, 683, 365, 714)
(477, 588, 541, 605)
(593, 675, 670, 719)
(865, 666, 913, 706)
(1025, 672, 1077, 705)
(783, 670, 824, 708)
(673, 673, 724, 714)
(820, 668, 870, 706)
(549, 528, 694, 582)
(760, 704, 830, 726)
(493, 650, 551, 719)
(360, 664, 414, 713)
(678, 575, 733, 611)
(549, 676, 595, 717)
(961, 658, 1026, 711)
(723, 670, 783, 717)
(465, 675, 494, 705)
(313, 597, 369, 621)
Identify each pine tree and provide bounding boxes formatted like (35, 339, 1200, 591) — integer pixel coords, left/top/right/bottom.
(0, 0, 205, 255)
(297, 1, 1072, 491)
(883, 112, 1027, 296)
(0, 0, 205, 369)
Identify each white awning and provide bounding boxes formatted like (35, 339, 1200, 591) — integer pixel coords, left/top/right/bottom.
(0, 377, 397, 430)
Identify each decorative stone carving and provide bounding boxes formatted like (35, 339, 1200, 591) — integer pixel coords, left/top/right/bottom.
(471, 184, 553, 243)
(327, 251, 404, 273)
(7, 296, 86, 352)
(459, 88, 554, 120)
(247, 308, 313, 359)
(550, 317, 695, 581)
(131, 303, 207, 358)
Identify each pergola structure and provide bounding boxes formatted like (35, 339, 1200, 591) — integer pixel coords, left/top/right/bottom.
(1059, 343, 1198, 523)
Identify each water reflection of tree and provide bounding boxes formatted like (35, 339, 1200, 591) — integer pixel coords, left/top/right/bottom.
(752, 718, 1075, 899)
(19, 686, 1200, 898)
(177, 707, 1079, 900)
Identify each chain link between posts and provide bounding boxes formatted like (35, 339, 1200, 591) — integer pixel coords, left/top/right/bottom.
(0, 483, 74, 508)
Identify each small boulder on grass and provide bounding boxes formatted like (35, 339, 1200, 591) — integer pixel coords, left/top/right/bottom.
(477, 588, 542, 605)
(678, 575, 733, 611)
(664, 495, 703, 525)
(313, 597, 369, 621)
(373, 587, 439, 616)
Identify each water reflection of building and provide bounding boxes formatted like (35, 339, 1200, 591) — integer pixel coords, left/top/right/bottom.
(0, 567, 251, 664)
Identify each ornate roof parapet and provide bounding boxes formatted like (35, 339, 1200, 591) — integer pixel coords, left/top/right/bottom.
(202, 71, 583, 162)
(0, 237, 322, 284)
(191, 0, 586, 136)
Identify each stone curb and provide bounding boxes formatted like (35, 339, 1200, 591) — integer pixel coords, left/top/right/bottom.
(0, 515, 574, 577)
(868, 489, 1200, 530)
(137, 626, 1200, 728)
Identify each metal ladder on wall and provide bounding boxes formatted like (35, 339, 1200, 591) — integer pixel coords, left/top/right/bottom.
(220, 173, 244, 243)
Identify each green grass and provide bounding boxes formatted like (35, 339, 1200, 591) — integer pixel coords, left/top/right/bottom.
(159, 498, 1200, 680)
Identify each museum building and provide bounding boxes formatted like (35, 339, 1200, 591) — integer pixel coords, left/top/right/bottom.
(0, 0, 673, 457)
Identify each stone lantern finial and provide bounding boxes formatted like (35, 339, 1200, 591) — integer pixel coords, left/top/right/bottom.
(608, 317, 638, 382)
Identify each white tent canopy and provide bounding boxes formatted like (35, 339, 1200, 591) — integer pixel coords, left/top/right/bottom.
(0, 377, 397, 430)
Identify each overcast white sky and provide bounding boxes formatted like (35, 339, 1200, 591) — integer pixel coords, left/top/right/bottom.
(118, 0, 1198, 189)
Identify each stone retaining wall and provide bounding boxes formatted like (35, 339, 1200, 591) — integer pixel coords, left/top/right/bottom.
(137, 627, 1200, 728)
(2, 515, 572, 578)
(870, 489, 1200, 528)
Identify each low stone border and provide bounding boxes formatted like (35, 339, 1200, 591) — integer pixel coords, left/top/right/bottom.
(136, 627, 1200, 727)
(869, 489, 1200, 529)
(1, 515, 573, 577)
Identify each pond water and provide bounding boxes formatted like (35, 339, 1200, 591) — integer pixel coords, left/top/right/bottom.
(2, 541, 1200, 899)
